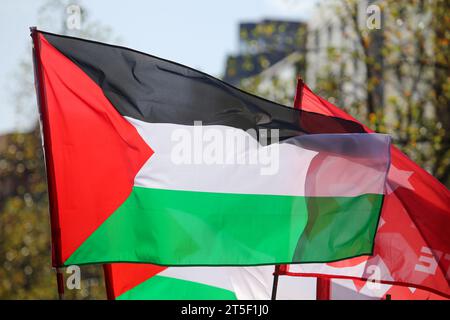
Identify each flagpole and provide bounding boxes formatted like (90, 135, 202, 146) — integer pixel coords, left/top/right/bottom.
(103, 264, 115, 300)
(316, 277, 331, 300)
(293, 77, 305, 109)
(30, 26, 65, 300)
(271, 265, 281, 300)
(56, 267, 65, 300)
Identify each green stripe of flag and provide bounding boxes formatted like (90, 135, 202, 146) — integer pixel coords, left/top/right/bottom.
(65, 187, 382, 266)
(117, 275, 237, 300)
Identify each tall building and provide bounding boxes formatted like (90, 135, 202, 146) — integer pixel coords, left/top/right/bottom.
(223, 19, 308, 86)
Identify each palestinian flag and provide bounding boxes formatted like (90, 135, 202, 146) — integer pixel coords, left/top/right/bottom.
(32, 30, 391, 267)
(104, 264, 237, 300)
(104, 264, 320, 300)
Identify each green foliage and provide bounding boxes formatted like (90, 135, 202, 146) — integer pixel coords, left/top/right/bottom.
(0, 130, 52, 299)
(0, 129, 107, 299)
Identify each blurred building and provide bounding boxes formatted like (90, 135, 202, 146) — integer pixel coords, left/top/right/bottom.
(223, 19, 308, 86)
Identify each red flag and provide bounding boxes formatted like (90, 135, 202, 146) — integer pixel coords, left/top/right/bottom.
(282, 79, 450, 299)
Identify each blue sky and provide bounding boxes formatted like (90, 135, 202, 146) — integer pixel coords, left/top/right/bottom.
(0, 0, 320, 134)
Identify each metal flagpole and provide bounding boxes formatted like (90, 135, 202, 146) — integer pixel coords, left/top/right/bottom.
(30, 26, 65, 300)
(271, 265, 281, 300)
